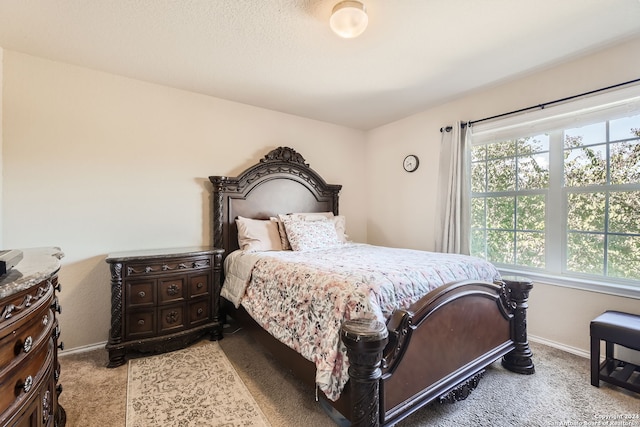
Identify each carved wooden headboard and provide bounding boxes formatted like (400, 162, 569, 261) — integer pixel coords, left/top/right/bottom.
(208, 147, 342, 256)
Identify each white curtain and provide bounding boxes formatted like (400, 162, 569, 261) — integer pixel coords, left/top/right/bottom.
(435, 121, 471, 254)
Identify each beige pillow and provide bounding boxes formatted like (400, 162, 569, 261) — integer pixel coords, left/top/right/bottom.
(236, 216, 283, 252)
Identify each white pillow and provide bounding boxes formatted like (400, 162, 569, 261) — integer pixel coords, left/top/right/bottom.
(236, 216, 283, 252)
(281, 215, 343, 251)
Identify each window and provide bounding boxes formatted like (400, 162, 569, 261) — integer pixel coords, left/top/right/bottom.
(469, 88, 640, 289)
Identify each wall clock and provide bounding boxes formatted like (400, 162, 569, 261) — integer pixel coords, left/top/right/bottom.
(403, 154, 419, 172)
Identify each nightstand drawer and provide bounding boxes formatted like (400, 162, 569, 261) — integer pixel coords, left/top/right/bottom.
(189, 300, 210, 326)
(159, 305, 185, 334)
(158, 277, 185, 304)
(189, 274, 209, 297)
(126, 281, 155, 307)
(126, 310, 155, 338)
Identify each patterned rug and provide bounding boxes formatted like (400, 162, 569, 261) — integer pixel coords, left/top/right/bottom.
(126, 341, 271, 427)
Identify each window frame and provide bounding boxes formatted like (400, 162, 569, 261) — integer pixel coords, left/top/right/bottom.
(468, 86, 640, 299)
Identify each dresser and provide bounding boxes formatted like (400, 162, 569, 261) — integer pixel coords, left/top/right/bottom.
(105, 246, 224, 367)
(0, 247, 65, 427)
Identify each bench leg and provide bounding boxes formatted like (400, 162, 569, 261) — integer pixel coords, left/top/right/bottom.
(591, 336, 600, 387)
(605, 341, 614, 359)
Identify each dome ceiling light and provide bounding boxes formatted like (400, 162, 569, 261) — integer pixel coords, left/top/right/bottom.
(329, 1, 368, 39)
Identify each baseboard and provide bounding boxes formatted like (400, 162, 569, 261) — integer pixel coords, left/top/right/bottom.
(529, 334, 589, 359)
(59, 341, 107, 356)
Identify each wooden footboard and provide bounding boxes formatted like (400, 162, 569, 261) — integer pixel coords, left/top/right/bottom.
(341, 277, 534, 427)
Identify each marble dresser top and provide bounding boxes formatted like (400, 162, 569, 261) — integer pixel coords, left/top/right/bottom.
(0, 247, 64, 299)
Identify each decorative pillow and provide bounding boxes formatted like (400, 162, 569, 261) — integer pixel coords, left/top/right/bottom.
(281, 215, 343, 251)
(332, 215, 349, 243)
(270, 216, 291, 250)
(235, 216, 283, 252)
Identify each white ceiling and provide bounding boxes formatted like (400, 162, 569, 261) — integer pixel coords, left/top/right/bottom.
(1, 0, 640, 130)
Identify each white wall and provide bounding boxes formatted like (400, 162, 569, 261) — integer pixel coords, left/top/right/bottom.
(2, 51, 366, 350)
(366, 36, 640, 356)
(4, 36, 640, 356)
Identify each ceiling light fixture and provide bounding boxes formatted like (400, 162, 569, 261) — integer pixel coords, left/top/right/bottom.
(330, 1, 368, 39)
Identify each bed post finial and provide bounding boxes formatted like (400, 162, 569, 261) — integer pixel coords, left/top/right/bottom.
(341, 319, 389, 427)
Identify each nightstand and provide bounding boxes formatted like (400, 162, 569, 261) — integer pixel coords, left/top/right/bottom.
(105, 246, 224, 368)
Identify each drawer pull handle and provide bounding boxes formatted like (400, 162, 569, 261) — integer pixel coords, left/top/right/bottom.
(166, 311, 179, 324)
(55, 282, 62, 292)
(197, 282, 204, 289)
(58, 341, 65, 351)
(138, 291, 146, 298)
(197, 308, 204, 316)
(23, 375, 33, 393)
(138, 319, 145, 325)
(51, 299, 62, 314)
(23, 336, 33, 353)
(167, 284, 180, 296)
(42, 314, 49, 326)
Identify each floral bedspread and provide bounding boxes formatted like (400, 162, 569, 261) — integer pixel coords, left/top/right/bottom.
(224, 243, 500, 401)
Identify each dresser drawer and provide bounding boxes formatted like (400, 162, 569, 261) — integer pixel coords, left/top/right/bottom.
(0, 296, 53, 369)
(159, 304, 185, 334)
(126, 280, 155, 308)
(0, 339, 52, 415)
(124, 255, 212, 278)
(158, 277, 185, 304)
(125, 310, 155, 339)
(188, 300, 210, 326)
(189, 274, 209, 298)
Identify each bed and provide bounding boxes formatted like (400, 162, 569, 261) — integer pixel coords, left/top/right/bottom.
(209, 146, 534, 426)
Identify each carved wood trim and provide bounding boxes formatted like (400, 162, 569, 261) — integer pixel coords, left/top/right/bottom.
(1, 282, 52, 323)
(438, 371, 485, 404)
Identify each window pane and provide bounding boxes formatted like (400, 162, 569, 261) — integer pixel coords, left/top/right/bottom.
(564, 145, 607, 187)
(610, 140, 640, 185)
(470, 229, 486, 259)
(567, 192, 605, 232)
(517, 195, 545, 230)
(609, 191, 640, 234)
(566, 232, 604, 275)
(471, 162, 486, 193)
(471, 145, 486, 162)
(610, 114, 640, 142)
(487, 230, 514, 264)
(518, 153, 549, 190)
(487, 158, 516, 191)
(516, 232, 545, 268)
(471, 198, 485, 228)
(517, 134, 549, 154)
(486, 140, 516, 158)
(607, 235, 640, 280)
(486, 197, 514, 229)
(564, 122, 606, 147)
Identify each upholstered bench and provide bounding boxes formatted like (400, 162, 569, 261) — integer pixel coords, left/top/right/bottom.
(590, 311, 640, 394)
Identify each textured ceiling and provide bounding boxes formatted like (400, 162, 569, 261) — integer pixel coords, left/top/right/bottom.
(1, 0, 640, 130)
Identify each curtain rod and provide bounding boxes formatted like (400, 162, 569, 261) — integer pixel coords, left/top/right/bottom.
(439, 77, 640, 133)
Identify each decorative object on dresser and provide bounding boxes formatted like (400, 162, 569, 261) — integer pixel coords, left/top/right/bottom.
(0, 247, 66, 427)
(0, 249, 24, 276)
(105, 246, 224, 368)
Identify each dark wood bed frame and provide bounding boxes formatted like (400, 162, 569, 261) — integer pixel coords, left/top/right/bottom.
(209, 146, 534, 427)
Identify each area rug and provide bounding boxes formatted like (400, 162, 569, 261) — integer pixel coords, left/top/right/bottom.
(126, 341, 271, 427)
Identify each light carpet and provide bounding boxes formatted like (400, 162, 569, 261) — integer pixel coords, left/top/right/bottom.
(126, 341, 271, 427)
